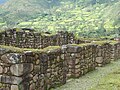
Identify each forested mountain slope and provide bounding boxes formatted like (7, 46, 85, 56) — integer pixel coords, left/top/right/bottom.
(0, 0, 120, 38)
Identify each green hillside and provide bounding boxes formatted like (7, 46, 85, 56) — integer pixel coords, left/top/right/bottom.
(0, 0, 120, 38)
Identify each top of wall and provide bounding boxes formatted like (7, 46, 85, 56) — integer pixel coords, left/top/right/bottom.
(0, 28, 119, 50)
(0, 40, 118, 53)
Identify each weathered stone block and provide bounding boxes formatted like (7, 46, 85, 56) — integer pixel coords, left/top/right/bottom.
(0, 75, 22, 84)
(1, 53, 20, 64)
(30, 83, 36, 90)
(96, 57, 103, 64)
(0, 48, 10, 55)
(10, 63, 33, 76)
(11, 85, 19, 90)
(0, 65, 3, 74)
(67, 45, 81, 53)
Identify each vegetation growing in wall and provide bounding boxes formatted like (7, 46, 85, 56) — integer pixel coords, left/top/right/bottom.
(0, 45, 60, 53)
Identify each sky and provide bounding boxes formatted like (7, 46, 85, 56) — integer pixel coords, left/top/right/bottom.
(0, 0, 8, 4)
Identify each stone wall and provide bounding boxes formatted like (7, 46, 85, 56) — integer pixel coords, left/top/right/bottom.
(0, 42, 120, 90)
(95, 43, 112, 66)
(0, 46, 66, 90)
(0, 29, 87, 49)
(63, 44, 96, 78)
(112, 43, 120, 60)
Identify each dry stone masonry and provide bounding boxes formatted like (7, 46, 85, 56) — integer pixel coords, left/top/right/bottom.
(0, 29, 120, 90)
(0, 29, 87, 49)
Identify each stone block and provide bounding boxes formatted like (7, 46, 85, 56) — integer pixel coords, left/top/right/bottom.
(0, 65, 3, 74)
(10, 63, 33, 76)
(30, 83, 36, 90)
(0, 48, 10, 55)
(67, 45, 81, 53)
(1, 53, 21, 64)
(96, 57, 103, 64)
(11, 85, 19, 90)
(0, 75, 22, 84)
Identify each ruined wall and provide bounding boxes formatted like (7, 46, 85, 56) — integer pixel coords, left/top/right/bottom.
(95, 43, 112, 66)
(0, 29, 86, 49)
(0, 47, 66, 90)
(112, 43, 120, 60)
(0, 42, 120, 90)
(63, 44, 96, 78)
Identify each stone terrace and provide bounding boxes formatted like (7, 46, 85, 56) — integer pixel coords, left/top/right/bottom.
(0, 29, 120, 90)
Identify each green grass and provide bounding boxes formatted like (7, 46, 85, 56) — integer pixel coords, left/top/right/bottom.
(68, 43, 92, 47)
(0, 40, 118, 53)
(91, 40, 118, 45)
(0, 45, 60, 53)
(68, 40, 118, 47)
(90, 69, 120, 90)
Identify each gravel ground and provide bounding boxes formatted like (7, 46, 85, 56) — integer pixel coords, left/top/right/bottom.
(52, 60, 120, 90)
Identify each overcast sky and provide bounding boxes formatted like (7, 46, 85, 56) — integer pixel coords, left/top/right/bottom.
(0, 0, 8, 4)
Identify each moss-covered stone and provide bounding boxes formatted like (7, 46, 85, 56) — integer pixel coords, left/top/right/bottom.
(0, 45, 61, 53)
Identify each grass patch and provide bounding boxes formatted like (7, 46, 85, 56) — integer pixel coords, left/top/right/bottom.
(90, 69, 120, 90)
(91, 40, 118, 45)
(0, 45, 60, 53)
(68, 43, 92, 47)
(0, 29, 5, 33)
(68, 40, 118, 47)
